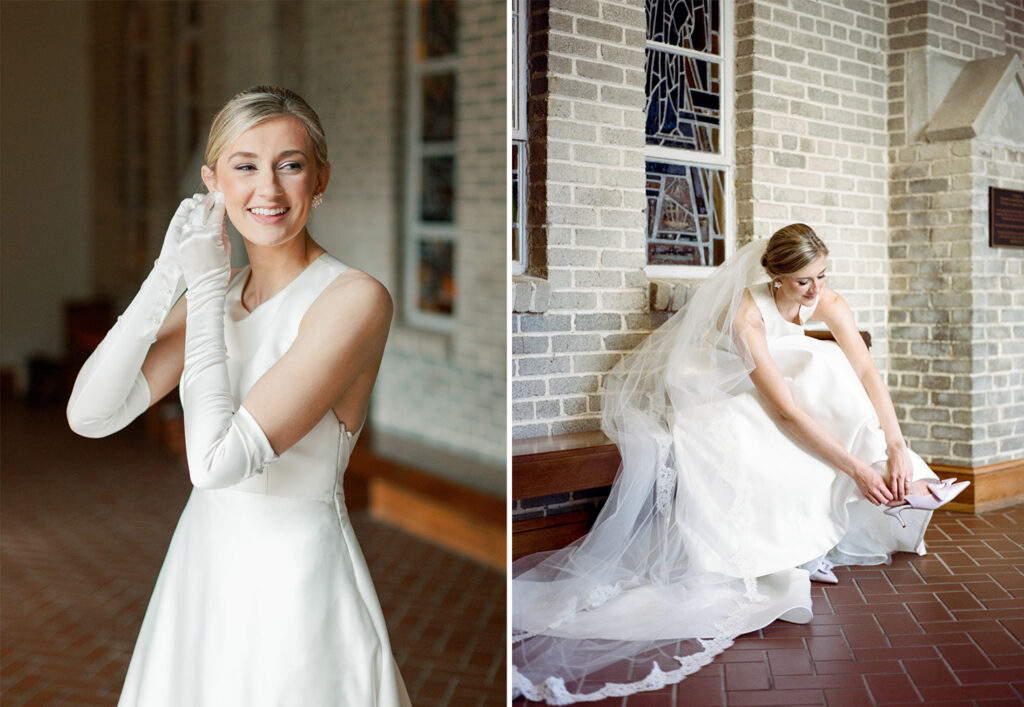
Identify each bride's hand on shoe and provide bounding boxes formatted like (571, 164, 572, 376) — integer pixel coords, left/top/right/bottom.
(852, 464, 894, 506)
(886, 444, 913, 503)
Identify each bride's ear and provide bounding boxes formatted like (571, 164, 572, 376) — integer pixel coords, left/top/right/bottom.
(201, 165, 217, 193)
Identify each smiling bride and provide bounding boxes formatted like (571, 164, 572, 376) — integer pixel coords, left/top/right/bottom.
(67, 86, 410, 707)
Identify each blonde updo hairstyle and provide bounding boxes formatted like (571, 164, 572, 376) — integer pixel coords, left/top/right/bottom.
(204, 85, 329, 171)
(761, 223, 829, 278)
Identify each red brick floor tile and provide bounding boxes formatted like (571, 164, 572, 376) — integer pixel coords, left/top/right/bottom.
(890, 631, 973, 648)
(725, 660, 770, 690)
(906, 600, 955, 623)
(864, 672, 920, 704)
(822, 684, 872, 707)
(841, 621, 888, 648)
(773, 674, 862, 690)
(970, 628, 1022, 654)
(936, 642, 993, 670)
(813, 659, 903, 675)
(1000, 618, 1024, 642)
(855, 578, 897, 596)
(730, 638, 807, 650)
(989, 652, 1024, 668)
(820, 586, 865, 606)
(672, 676, 724, 706)
(851, 646, 940, 661)
(1, 404, 503, 707)
(875, 608, 923, 635)
(955, 667, 1024, 684)
(807, 636, 852, 662)
(918, 683, 1019, 700)
(767, 648, 812, 676)
(901, 657, 958, 687)
(727, 688, 823, 705)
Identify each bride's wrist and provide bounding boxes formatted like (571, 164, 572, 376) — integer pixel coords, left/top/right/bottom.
(886, 436, 907, 453)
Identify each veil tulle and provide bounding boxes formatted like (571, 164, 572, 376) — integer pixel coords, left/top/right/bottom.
(512, 239, 806, 704)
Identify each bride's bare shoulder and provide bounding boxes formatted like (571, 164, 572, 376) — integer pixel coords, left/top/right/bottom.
(733, 289, 765, 333)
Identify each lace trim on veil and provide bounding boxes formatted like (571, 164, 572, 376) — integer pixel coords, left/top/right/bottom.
(511, 634, 734, 705)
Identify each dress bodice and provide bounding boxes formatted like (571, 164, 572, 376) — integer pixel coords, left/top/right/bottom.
(221, 253, 357, 501)
(750, 282, 819, 340)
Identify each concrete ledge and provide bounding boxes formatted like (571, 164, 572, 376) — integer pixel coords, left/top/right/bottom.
(512, 275, 551, 313)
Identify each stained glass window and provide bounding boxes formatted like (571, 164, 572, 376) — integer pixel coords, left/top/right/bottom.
(418, 239, 455, 315)
(512, 142, 523, 264)
(646, 161, 725, 266)
(647, 0, 718, 53)
(422, 73, 455, 142)
(421, 156, 455, 222)
(644, 0, 730, 269)
(406, 0, 458, 330)
(421, 0, 456, 58)
(645, 52, 720, 152)
(511, 0, 528, 274)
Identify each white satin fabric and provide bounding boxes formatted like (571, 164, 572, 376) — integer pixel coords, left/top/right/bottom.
(118, 253, 411, 707)
(513, 260, 938, 704)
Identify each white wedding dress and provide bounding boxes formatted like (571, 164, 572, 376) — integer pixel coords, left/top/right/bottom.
(118, 253, 411, 707)
(513, 248, 939, 703)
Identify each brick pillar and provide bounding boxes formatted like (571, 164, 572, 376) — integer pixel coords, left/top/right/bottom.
(887, 0, 1024, 508)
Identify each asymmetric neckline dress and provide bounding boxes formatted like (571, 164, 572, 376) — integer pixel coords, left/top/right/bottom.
(118, 253, 411, 707)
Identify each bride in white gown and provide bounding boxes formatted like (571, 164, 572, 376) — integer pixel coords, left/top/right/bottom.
(67, 86, 410, 706)
(512, 224, 967, 704)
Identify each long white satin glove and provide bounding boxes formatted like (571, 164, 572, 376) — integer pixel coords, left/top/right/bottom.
(179, 192, 277, 489)
(67, 196, 200, 438)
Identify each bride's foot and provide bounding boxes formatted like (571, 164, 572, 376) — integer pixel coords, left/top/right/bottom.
(883, 478, 970, 527)
(809, 558, 837, 584)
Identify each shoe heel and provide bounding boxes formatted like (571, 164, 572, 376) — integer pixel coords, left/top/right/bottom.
(884, 505, 907, 529)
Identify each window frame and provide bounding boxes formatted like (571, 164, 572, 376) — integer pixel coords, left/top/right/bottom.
(510, 0, 528, 276)
(643, 0, 735, 280)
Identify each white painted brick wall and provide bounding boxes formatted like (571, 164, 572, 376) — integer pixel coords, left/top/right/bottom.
(303, 0, 507, 473)
(515, 0, 1024, 475)
(736, 0, 891, 369)
(514, 0, 896, 437)
(512, 0, 648, 438)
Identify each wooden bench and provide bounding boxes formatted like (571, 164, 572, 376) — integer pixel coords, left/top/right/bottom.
(346, 430, 506, 571)
(512, 330, 873, 560)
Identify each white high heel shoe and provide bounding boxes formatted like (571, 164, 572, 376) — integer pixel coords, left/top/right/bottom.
(883, 478, 970, 528)
(809, 558, 838, 584)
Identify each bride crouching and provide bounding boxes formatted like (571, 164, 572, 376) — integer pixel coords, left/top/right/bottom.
(512, 224, 967, 704)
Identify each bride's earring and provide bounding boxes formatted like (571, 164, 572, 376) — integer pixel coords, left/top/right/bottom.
(773, 280, 781, 289)
(312, 192, 324, 208)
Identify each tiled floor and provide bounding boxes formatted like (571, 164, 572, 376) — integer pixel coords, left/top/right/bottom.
(514, 507, 1024, 706)
(0, 402, 505, 707)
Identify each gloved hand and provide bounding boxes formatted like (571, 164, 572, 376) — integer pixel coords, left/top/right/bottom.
(67, 195, 201, 438)
(179, 192, 277, 488)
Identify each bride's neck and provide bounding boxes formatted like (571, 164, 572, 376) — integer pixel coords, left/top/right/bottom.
(241, 232, 324, 310)
(772, 287, 802, 324)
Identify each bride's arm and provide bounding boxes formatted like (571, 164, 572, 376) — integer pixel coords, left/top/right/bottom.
(813, 289, 912, 499)
(733, 293, 894, 506)
(241, 273, 392, 453)
(176, 194, 392, 489)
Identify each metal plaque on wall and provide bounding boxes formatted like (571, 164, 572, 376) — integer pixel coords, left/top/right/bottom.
(990, 186, 1024, 248)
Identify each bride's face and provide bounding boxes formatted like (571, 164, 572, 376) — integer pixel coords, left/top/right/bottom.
(201, 116, 329, 248)
(777, 254, 826, 305)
